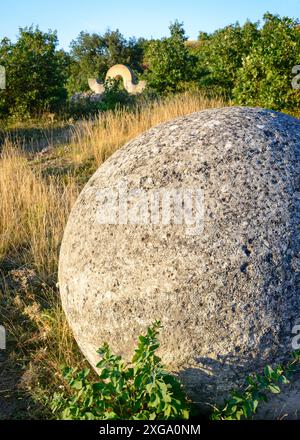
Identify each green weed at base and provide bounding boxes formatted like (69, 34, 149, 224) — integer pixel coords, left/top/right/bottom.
(211, 350, 300, 420)
(50, 321, 190, 420)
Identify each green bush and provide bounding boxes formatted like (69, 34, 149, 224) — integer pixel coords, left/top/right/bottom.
(190, 13, 300, 110)
(51, 321, 190, 420)
(145, 21, 198, 94)
(98, 77, 135, 112)
(196, 20, 259, 99)
(0, 26, 69, 120)
(68, 78, 135, 119)
(233, 13, 300, 110)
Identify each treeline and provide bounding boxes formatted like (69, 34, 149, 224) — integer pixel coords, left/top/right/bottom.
(0, 12, 299, 120)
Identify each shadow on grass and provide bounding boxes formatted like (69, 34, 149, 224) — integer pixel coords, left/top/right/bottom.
(0, 124, 74, 152)
(0, 348, 47, 420)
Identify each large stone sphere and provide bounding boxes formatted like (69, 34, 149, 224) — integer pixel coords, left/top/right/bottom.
(59, 107, 300, 407)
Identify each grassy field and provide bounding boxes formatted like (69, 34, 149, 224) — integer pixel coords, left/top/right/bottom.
(0, 93, 226, 419)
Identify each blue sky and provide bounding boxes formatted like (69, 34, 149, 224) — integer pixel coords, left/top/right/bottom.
(0, 0, 299, 50)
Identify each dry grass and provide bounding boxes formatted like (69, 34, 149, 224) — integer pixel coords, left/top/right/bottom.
(0, 141, 78, 279)
(70, 92, 226, 164)
(0, 142, 81, 416)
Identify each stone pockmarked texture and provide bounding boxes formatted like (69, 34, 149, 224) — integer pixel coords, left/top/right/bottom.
(59, 107, 300, 409)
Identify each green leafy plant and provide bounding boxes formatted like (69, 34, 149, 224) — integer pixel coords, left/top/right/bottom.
(233, 13, 300, 110)
(211, 350, 300, 420)
(98, 77, 134, 112)
(51, 321, 190, 420)
(0, 26, 69, 120)
(145, 21, 198, 94)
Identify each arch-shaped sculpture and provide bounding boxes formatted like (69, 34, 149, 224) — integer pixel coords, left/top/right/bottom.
(106, 64, 136, 84)
(88, 64, 146, 95)
(88, 78, 105, 94)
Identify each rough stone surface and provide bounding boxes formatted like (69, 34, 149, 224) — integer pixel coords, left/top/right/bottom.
(59, 107, 300, 411)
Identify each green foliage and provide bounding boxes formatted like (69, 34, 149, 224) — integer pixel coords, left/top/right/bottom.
(98, 77, 134, 112)
(50, 321, 190, 420)
(196, 20, 260, 98)
(0, 26, 69, 119)
(145, 21, 198, 94)
(211, 350, 300, 420)
(68, 78, 135, 119)
(1, 13, 300, 120)
(67, 30, 145, 95)
(190, 13, 300, 109)
(233, 13, 300, 110)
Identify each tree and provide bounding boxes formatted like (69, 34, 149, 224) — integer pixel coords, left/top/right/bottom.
(0, 26, 69, 119)
(67, 30, 145, 95)
(197, 20, 259, 98)
(67, 32, 107, 95)
(233, 13, 300, 110)
(144, 21, 197, 94)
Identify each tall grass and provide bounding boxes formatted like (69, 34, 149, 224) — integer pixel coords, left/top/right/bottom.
(0, 142, 80, 415)
(71, 92, 226, 164)
(0, 141, 78, 279)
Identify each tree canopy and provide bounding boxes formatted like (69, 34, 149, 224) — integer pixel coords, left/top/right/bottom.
(0, 13, 299, 120)
(67, 29, 145, 94)
(0, 26, 69, 119)
(144, 21, 198, 94)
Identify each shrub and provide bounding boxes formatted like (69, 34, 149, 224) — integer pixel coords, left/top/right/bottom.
(145, 21, 198, 94)
(233, 13, 300, 110)
(196, 20, 259, 99)
(50, 321, 190, 420)
(98, 77, 135, 112)
(68, 78, 135, 119)
(0, 26, 69, 120)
